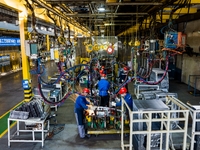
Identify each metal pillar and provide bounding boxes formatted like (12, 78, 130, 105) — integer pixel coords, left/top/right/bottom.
(46, 34, 50, 51)
(19, 12, 32, 101)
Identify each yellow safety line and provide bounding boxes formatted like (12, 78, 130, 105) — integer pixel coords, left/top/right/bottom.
(0, 100, 25, 119)
(0, 100, 25, 138)
(0, 122, 16, 138)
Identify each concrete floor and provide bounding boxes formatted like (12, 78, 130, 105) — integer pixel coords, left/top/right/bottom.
(0, 60, 200, 150)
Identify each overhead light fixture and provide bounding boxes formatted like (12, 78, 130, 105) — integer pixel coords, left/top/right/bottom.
(48, 27, 52, 31)
(98, 7, 105, 11)
(104, 23, 115, 26)
(77, 35, 83, 38)
(98, 4, 105, 12)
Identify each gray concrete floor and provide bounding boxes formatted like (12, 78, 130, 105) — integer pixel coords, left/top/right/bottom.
(0, 60, 200, 150)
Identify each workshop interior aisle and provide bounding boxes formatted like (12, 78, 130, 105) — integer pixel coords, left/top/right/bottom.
(0, 60, 199, 150)
(0, 60, 124, 150)
(1, 94, 123, 150)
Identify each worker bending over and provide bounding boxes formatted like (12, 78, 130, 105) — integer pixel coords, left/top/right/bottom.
(74, 88, 92, 139)
(97, 73, 110, 107)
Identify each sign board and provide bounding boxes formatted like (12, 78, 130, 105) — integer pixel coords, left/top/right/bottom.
(0, 38, 20, 46)
(22, 80, 30, 90)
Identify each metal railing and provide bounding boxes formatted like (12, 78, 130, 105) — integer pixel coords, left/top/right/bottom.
(121, 96, 189, 150)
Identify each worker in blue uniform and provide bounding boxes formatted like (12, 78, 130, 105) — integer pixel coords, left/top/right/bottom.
(97, 73, 110, 107)
(74, 88, 92, 139)
(111, 87, 133, 111)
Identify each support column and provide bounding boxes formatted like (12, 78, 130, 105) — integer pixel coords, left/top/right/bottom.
(19, 12, 32, 101)
(46, 34, 50, 51)
(46, 34, 50, 61)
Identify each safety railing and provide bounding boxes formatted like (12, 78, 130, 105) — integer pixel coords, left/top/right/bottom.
(121, 96, 189, 150)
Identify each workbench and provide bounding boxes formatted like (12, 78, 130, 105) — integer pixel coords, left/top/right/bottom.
(8, 116, 49, 147)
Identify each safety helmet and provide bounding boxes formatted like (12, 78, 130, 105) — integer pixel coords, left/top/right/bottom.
(119, 87, 127, 94)
(123, 66, 129, 71)
(101, 73, 106, 77)
(99, 70, 104, 74)
(83, 88, 90, 94)
(94, 67, 99, 71)
(101, 66, 105, 69)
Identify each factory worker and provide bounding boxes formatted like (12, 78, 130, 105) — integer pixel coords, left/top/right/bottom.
(111, 87, 133, 111)
(75, 88, 92, 139)
(100, 65, 106, 75)
(97, 73, 110, 107)
(119, 66, 130, 91)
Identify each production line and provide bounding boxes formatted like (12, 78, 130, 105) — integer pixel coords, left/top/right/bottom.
(5, 7, 200, 149)
(7, 42, 200, 150)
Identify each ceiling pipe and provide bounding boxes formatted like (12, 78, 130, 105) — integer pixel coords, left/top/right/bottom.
(88, 3, 94, 14)
(114, 0, 121, 13)
(60, 12, 148, 17)
(58, 4, 74, 13)
(58, 4, 82, 27)
(32, 0, 89, 33)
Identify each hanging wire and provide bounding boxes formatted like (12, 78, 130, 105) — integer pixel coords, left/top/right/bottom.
(135, 6, 138, 42)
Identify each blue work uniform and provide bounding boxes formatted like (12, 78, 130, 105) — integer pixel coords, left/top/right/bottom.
(98, 79, 110, 106)
(116, 93, 133, 111)
(74, 95, 89, 138)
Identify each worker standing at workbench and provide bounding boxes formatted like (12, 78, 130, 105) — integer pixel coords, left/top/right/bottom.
(97, 73, 110, 107)
(111, 87, 133, 111)
(74, 88, 92, 139)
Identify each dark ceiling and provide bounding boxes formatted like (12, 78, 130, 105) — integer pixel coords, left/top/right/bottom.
(41, 0, 180, 36)
(1, 0, 200, 37)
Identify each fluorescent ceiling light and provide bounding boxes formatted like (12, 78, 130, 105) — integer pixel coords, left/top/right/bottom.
(98, 7, 105, 11)
(77, 35, 83, 37)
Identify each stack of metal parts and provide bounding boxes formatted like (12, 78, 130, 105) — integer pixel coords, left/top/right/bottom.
(141, 90, 178, 101)
(14, 98, 44, 118)
(141, 91, 179, 129)
(140, 90, 163, 100)
(132, 100, 169, 150)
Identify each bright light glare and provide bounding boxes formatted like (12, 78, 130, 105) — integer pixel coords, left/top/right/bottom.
(98, 7, 105, 11)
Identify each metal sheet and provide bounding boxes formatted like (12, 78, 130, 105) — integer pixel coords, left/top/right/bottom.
(134, 100, 169, 111)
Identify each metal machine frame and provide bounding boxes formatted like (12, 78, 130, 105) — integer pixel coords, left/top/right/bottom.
(169, 96, 200, 150)
(134, 83, 160, 99)
(121, 97, 189, 150)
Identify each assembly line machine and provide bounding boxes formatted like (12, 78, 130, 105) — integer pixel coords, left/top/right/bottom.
(8, 33, 200, 150)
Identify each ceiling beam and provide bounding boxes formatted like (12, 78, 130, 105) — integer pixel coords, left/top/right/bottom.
(106, 2, 163, 6)
(46, 0, 103, 3)
(62, 12, 148, 17)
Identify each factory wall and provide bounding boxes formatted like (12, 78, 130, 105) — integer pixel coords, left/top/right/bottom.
(177, 19, 200, 90)
(0, 46, 21, 74)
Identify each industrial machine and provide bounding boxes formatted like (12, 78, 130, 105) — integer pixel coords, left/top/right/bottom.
(149, 68, 169, 92)
(85, 106, 130, 134)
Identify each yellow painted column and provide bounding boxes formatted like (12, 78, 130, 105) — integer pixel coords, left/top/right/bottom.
(46, 34, 50, 51)
(19, 11, 32, 101)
